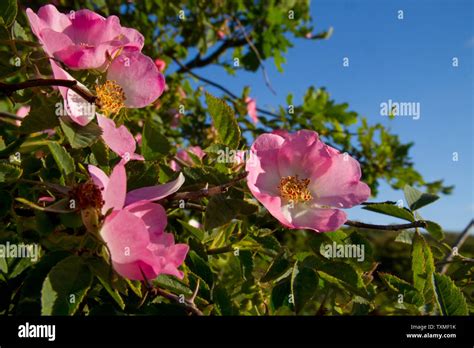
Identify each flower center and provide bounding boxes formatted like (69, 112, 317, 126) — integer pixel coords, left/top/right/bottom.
(278, 175, 312, 203)
(69, 181, 104, 210)
(95, 80, 126, 116)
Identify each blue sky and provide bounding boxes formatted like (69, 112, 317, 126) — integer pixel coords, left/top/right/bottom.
(184, 0, 473, 232)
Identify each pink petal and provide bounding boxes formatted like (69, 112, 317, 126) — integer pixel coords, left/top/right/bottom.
(100, 210, 154, 265)
(281, 204, 347, 232)
(310, 150, 371, 208)
(38, 196, 55, 203)
(64, 11, 120, 46)
(102, 162, 126, 214)
(96, 114, 140, 161)
(277, 130, 332, 180)
(26, 6, 71, 47)
(120, 27, 144, 50)
(107, 49, 165, 108)
(246, 97, 258, 124)
(87, 164, 109, 191)
(154, 58, 166, 72)
(38, 28, 74, 59)
(54, 42, 117, 70)
(124, 201, 168, 241)
(50, 61, 95, 126)
(246, 133, 285, 197)
(125, 173, 185, 206)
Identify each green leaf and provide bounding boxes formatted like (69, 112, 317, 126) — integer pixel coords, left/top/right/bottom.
(425, 220, 444, 241)
(271, 279, 291, 310)
(290, 262, 318, 313)
(433, 273, 469, 315)
(142, 120, 170, 160)
(316, 261, 369, 298)
(204, 195, 258, 230)
(19, 104, 59, 134)
(205, 92, 241, 148)
(90, 140, 109, 166)
(0, 161, 22, 182)
(404, 185, 439, 211)
(379, 272, 424, 306)
(178, 219, 205, 241)
(60, 117, 102, 149)
(362, 203, 414, 222)
(0, 0, 17, 27)
(395, 230, 414, 245)
(85, 257, 125, 310)
(212, 285, 235, 315)
(187, 251, 213, 287)
(153, 274, 193, 297)
(412, 232, 435, 305)
(17, 251, 70, 315)
(41, 256, 93, 315)
(47, 142, 75, 177)
(261, 251, 291, 283)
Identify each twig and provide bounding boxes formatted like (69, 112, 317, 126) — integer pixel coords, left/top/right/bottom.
(0, 111, 24, 121)
(176, 38, 246, 73)
(170, 171, 248, 201)
(0, 79, 96, 104)
(344, 219, 427, 231)
(440, 219, 474, 274)
(149, 287, 204, 316)
(232, 15, 276, 95)
(207, 245, 235, 255)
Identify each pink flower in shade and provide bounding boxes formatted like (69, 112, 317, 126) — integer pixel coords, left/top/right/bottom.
(15, 106, 31, 126)
(170, 146, 205, 171)
(154, 58, 166, 72)
(245, 130, 371, 232)
(245, 97, 258, 124)
(26, 5, 144, 70)
(87, 163, 189, 280)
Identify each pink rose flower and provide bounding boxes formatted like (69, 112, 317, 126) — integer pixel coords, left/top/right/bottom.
(50, 49, 165, 125)
(26, 5, 144, 70)
(245, 97, 258, 124)
(87, 163, 189, 280)
(245, 130, 370, 232)
(154, 58, 166, 72)
(170, 146, 205, 171)
(15, 106, 30, 126)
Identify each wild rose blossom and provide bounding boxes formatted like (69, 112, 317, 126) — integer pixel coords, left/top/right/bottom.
(170, 146, 206, 171)
(245, 130, 370, 232)
(86, 163, 188, 280)
(26, 5, 144, 70)
(27, 5, 165, 120)
(154, 58, 166, 72)
(245, 97, 258, 124)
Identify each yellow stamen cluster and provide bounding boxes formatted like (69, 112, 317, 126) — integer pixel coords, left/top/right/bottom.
(95, 80, 126, 116)
(278, 175, 312, 203)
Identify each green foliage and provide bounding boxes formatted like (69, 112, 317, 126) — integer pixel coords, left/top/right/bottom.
(0, 0, 467, 318)
(205, 92, 241, 149)
(433, 272, 469, 316)
(41, 256, 93, 315)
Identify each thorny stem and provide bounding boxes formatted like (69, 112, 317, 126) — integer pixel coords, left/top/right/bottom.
(0, 79, 96, 104)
